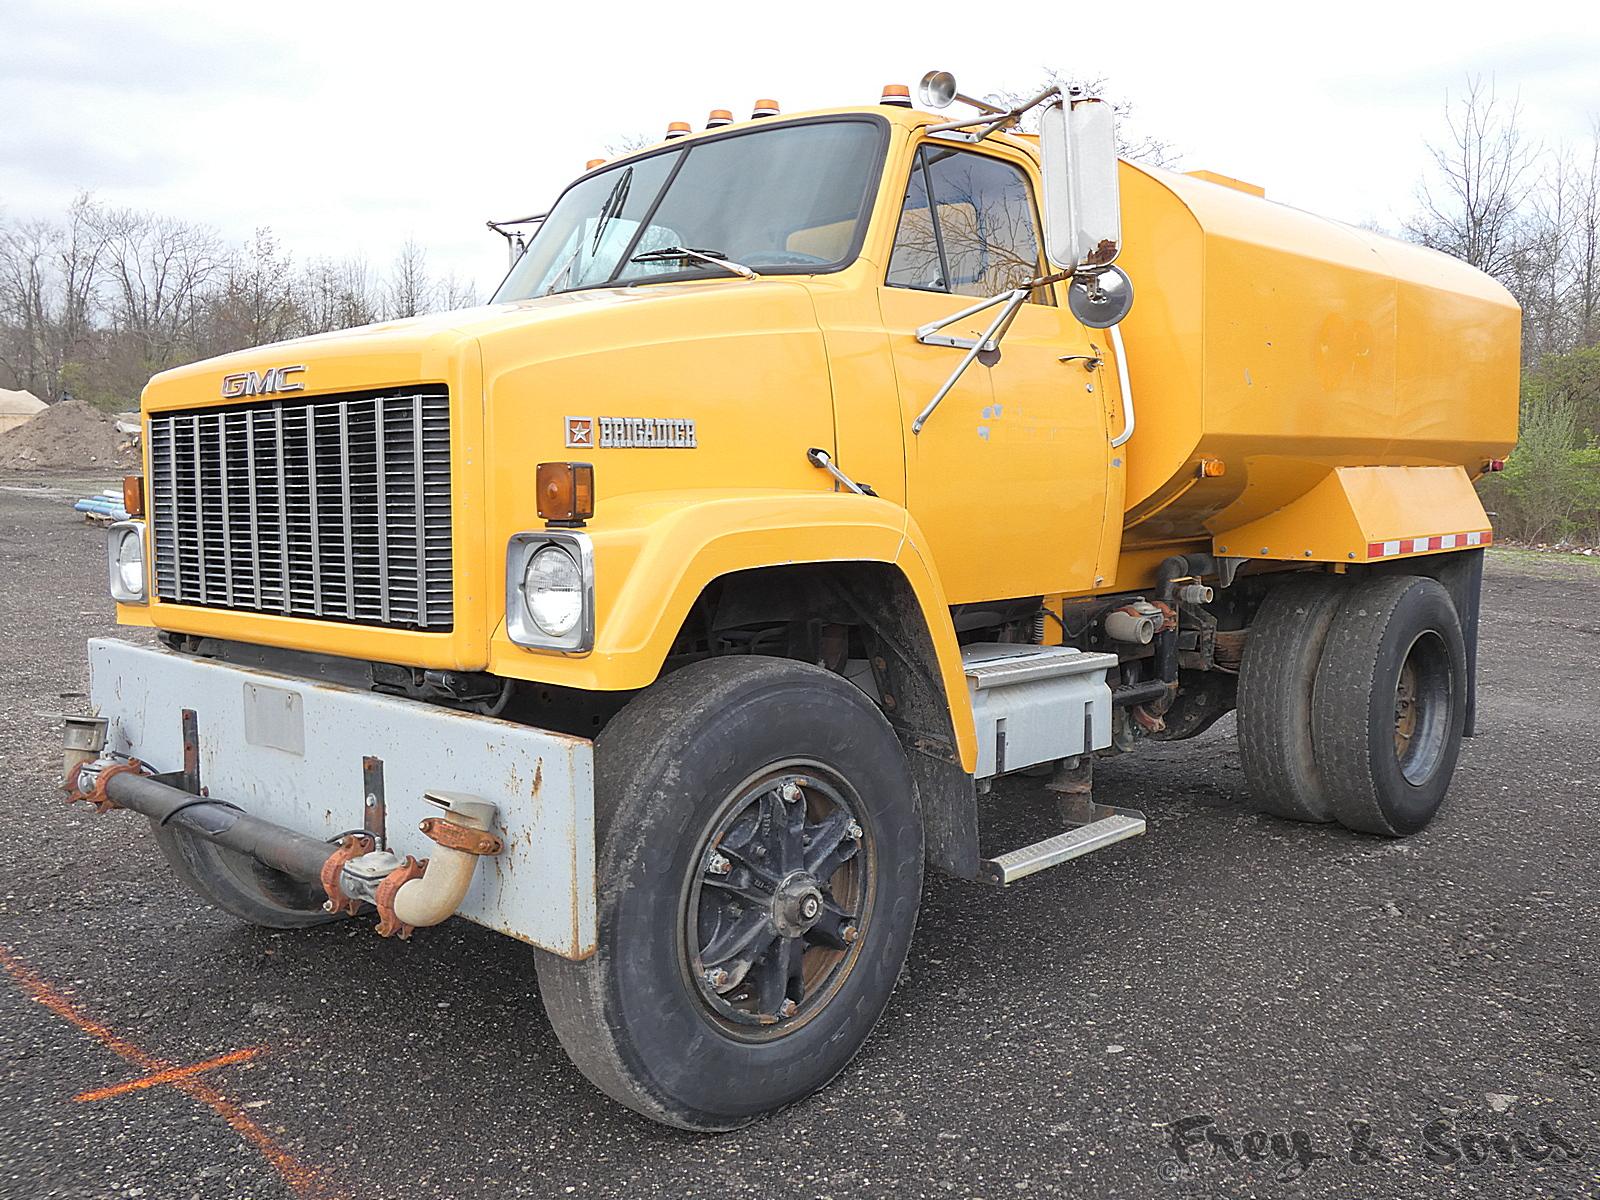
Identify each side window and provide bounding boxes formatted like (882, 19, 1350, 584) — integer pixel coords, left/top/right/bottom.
(886, 146, 1051, 302)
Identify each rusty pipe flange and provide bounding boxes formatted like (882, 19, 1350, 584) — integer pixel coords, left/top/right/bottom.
(373, 855, 428, 939)
(418, 816, 503, 857)
(67, 759, 148, 814)
(319, 833, 376, 917)
(1130, 705, 1167, 734)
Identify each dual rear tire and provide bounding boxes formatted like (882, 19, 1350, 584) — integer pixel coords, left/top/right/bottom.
(1239, 572, 1468, 837)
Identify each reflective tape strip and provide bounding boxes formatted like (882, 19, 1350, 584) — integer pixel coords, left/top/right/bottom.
(1365, 530, 1493, 559)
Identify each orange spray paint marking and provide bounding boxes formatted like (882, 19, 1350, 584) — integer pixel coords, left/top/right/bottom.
(0, 943, 340, 1200)
(74, 1044, 265, 1102)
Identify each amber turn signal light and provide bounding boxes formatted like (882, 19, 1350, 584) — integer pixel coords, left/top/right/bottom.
(1197, 458, 1226, 478)
(122, 474, 145, 517)
(537, 462, 595, 525)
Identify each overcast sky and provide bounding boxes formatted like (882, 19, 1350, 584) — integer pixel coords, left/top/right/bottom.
(3, 0, 1597, 298)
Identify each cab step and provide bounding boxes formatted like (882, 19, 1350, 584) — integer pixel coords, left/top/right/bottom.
(978, 806, 1146, 885)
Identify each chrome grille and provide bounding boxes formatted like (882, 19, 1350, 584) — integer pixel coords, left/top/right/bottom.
(149, 389, 453, 630)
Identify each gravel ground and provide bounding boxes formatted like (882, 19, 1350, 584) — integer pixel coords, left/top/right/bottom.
(1, 476, 1596, 1200)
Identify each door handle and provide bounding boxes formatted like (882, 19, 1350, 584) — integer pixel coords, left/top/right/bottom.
(1058, 354, 1103, 371)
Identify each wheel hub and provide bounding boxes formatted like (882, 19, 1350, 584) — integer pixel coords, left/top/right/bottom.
(1394, 659, 1419, 754)
(684, 768, 870, 1034)
(1392, 631, 1452, 785)
(772, 874, 825, 937)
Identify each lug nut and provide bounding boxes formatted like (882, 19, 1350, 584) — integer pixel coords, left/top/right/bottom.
(704, 967, 730, 989)
(780, 781, 804, 804)
(779, 999, 798, 1018)
(706, 851, 731, 875)
(846, 820, 864, 841)
(841, 924, 859, 943)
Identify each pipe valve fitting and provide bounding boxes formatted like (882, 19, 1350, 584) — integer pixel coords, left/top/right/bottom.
(371, 791, 502, 940)
(62, 716, 109, 788)
(1104, 599, 1165, 645)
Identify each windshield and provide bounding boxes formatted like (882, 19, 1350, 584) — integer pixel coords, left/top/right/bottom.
(493, 118, 884, 301)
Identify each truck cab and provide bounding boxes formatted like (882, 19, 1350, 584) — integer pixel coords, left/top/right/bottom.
(76, 81, 1517, 1131)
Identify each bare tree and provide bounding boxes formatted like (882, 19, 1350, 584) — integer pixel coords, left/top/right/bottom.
(1403, 76, 1536, 279)
(0, 196, 110, 400)
(0, 193, 491, 409)
(603, 132, 655, 158)
(0, 217, 55, 396)
(385, 238, 434, 319)
(1572, 123, 1600, 347)
(987, 71, 1179, 166)
(1519, 151, 1585, 360)
(97, 206, 223, 368)
(436, 273, 479, 311)
(207, 228, 299, 353)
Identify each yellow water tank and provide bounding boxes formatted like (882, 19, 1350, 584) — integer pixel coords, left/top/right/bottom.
(1113, 162, 1520, 543)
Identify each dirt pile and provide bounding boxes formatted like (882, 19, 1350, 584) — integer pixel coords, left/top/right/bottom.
(0, 400, 138, 472)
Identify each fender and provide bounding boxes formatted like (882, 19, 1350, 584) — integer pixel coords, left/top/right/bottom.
(488, 489, 978, 771)
(1213, 465, 1493, 565)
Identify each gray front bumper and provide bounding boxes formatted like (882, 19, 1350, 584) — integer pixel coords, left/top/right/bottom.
(88, 638, 596, 958)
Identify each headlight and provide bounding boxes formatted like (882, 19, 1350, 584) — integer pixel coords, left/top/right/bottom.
(506, 532, 593, 651)
(523, 545, 582, 637)
(106, 521, 147, 603)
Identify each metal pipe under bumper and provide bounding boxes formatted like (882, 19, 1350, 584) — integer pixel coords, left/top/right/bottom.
(1111, 680, 1172, 708)
(102, 771, 335, 884)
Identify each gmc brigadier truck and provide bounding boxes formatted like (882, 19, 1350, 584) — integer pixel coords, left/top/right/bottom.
(64, 73, 1518, 1130)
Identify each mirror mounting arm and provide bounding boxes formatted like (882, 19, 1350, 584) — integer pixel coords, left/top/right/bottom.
(911, 274, 1064, 435)
(924, 85, 1063, 142)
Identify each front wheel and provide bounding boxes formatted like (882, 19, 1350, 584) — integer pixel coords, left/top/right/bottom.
(535, 656, 923, 1130)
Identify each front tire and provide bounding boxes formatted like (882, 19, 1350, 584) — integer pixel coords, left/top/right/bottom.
(1311, 575, 1467, 836)
(535, 656, 923, 1130)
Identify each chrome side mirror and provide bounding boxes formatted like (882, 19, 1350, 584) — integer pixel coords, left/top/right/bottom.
(1038, 95, 1122, 274)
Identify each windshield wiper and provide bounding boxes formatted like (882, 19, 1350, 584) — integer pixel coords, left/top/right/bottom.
(591, 168, 632, 255)
(628, 246, 758, 280)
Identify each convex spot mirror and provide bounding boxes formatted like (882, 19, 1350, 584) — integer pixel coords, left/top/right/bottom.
(1067, 265, 1134, 329)
(1038, 96, 1122, 274)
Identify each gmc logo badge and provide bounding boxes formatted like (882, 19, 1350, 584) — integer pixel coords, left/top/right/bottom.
(221, 364, 306, 398)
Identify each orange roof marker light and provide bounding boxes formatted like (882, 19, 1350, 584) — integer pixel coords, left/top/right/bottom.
(664, 121, 692, 140)
(706, 108, 734, 129)
(880, 84, 912, 107)
(751, 99, 780, 119)
(585, 158, 606, 170)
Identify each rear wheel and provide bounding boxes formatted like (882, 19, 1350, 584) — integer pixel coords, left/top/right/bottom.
(1311, 575, 1467, 836)
(535, 656, 923, 1130)
(1237, 574, 1346, 822)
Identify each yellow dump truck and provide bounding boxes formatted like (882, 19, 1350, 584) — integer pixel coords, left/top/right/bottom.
(69, 75, 1518, 1130)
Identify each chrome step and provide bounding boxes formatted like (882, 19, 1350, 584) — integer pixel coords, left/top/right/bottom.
(978, 810, 1146, 885)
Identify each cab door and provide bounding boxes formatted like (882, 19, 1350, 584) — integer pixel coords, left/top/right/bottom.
(874, 141, 1111, 605)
